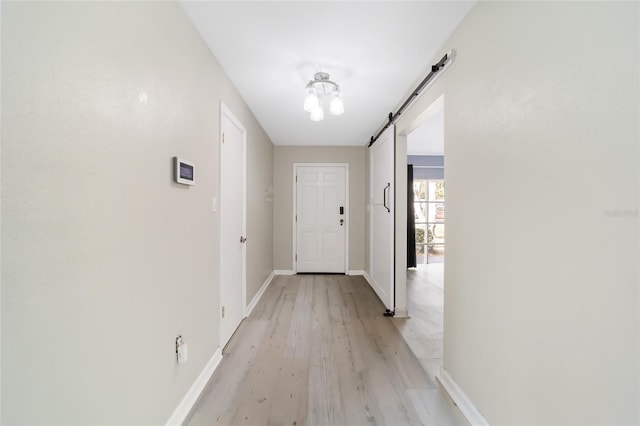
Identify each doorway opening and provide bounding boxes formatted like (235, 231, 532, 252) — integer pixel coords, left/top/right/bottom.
(413, 179, 445, 264)
(395, 94, 446, 383)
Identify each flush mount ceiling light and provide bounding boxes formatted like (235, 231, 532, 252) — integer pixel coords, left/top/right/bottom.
(303, 72, 344, 121)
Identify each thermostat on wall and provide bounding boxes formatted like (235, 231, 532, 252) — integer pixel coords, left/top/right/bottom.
(173, 157, 195, 186)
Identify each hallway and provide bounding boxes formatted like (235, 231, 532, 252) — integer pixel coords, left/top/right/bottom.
(187, 274, 460, 425)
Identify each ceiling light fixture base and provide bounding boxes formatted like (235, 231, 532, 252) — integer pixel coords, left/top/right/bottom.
(303, 71, 344, 121)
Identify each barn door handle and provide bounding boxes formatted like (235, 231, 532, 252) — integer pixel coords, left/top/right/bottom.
(383, 183, 391, 212)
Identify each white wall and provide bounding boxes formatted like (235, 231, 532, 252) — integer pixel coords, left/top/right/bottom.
(394, 1, 639, 424)
(1, 2, 273, 424)
(243, 101, 275, 304)
(273, 146, 366, 272)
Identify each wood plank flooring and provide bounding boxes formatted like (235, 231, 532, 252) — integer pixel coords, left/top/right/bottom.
(391, 264, 445, 385)
(186, 274, 461, 426)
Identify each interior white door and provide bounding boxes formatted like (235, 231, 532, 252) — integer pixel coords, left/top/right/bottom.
(220, 104, 246, 347)
(369, 125, 395, 311)
(296, 165, 346, 273)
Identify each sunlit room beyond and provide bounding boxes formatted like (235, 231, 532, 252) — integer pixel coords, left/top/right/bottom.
(413, 179, 445, 265)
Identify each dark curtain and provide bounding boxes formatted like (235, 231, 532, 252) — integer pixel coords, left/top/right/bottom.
(407, 164, 417, 268)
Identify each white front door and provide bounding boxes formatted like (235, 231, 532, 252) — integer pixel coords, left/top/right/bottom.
(295, 165, 347, 273)
(219, 103, 246, 347)
(369, 126, 395, 311)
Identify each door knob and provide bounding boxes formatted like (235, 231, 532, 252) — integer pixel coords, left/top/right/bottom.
(240, 236, 247, 244)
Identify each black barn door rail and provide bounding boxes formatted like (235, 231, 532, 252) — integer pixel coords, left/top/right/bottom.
(368, 50, 454, 148)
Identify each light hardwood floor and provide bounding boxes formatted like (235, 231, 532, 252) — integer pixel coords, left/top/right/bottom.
(186, 273, 461, 426)
(392, 264, 445, 384)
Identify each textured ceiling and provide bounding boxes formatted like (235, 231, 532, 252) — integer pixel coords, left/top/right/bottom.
(181, 1, 475, 146)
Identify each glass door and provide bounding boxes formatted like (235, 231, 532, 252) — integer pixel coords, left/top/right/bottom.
(413, 180, 445, 264)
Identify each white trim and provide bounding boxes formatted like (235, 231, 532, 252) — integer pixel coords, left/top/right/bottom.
(394, 133, 407, 317)
(219, 101, 247, 349)
(394, 308, 409, 318)
(245, 271, 275, 316)
(347, 270, 365, 275)
(274, 270, 295, 275)
(292, 163, 297, 273)
(398, 93, 445, 137)
(293, 163, 349, 274)
(362, 270, 372, 285)
(345, 166, 350, 272)
(436, 368, 489, 426)
(166, 348, 223, 426)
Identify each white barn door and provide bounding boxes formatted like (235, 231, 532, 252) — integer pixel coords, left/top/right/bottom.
(369, 126, 395, 312)
(295, 165, 347, 273)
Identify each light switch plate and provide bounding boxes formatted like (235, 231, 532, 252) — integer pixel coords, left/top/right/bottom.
(177, 343, 188, 364)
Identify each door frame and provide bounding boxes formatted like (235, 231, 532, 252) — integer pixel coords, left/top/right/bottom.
(292, 163, 349, 274)
(219, 101, 247, 348)
(395, 94, 445, 317)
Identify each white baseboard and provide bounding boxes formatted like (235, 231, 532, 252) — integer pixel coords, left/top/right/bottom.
(246, 271, 275, 316)
(394, 308, 409, 318)
(347, 270, 365, 275)
(436, 368, 489, 426)
(166, 348, 223, 426)
(274, 270, 294, 275)
(362, 271, 372, 284)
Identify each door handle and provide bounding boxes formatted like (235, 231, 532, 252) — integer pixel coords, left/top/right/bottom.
(383, 182, 391, 212)
(240, 236, 247, 244)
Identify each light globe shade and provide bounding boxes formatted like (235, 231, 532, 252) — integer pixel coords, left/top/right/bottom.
(304, 91, 320, 112)
(310, 106, 324, 121)
(329, 92, 344, 115)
